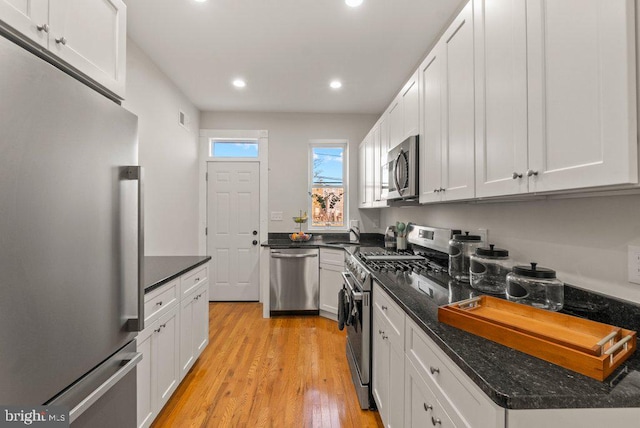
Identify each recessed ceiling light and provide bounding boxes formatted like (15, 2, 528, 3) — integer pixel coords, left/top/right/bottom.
(345, 0, 363, 7)
(193, 0, 207, 3)
(330, 80, 342, 89)
(233, 79, 246, 88)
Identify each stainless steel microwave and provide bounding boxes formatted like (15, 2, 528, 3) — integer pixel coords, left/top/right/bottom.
(387, 135, 419, 200)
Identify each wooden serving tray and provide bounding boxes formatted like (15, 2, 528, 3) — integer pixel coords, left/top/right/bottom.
(438, 296, 636, 381)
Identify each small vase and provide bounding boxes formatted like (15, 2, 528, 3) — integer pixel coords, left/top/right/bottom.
(397, 237, 407, 250)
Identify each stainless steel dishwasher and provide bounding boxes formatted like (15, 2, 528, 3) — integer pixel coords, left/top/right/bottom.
(270, 248, 319, 314)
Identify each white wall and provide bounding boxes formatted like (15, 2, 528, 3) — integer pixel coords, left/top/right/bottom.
(123, 39, 201, 255)
(380, 194, 640, 304)
(199, 111, 379, 233)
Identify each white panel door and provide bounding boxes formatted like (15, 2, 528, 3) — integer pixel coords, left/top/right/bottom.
(0, 0, 48, 47)
(373, 124, 382, 204)
(372, 311, 389, 426)
(475, 0, 529, 197)
(388, 97, 403, 149)
(154, 306, 179, 410)
(419, 46, 444, 204)
(441, 0, 475, 201)
(48, 0, 126, 97)
(207, 162, 260, 301)
(526, 0, 637, 192)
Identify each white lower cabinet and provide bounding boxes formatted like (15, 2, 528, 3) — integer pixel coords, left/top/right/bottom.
(372, 284, 405, 428)
(405, 356, 456, 428)
(137, 263, 211, 428)
(319, 248, 344, 320)
(179, 282, 209, 377)
(137, 304, 180, 428)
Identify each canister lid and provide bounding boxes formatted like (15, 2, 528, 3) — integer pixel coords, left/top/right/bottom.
(512, 262, 556, 279)
(452, 231, 482, 241)
(475, 244, 509, 257)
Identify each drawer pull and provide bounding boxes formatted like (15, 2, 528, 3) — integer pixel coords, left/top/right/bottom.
(195, 277, 200, 282)
(430, 366, 440, 375)
(160, 323, 166, 329)
(381, 305, 388, 310)
(155, 301, 163, 306)
(154, 328, 161, 333)
(431, 416, 441, 426)
(382, 334, 388, 340)
(423, 403, 433, 412)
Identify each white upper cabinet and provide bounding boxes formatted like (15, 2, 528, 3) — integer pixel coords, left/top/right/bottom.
(373, 123, 383, 205)
(474, 0, 529, 198)
(359, 134, 374, 208)
(0, 0, 48, 47)
(402, 71, 420, 139)
(49, 0, 127, 98)
(388, 97, 403, 150)
(419, 47, 444, 204)
(0, 0, 127, 99)
(419, 1, 475, 203)
(526, 0, 637, 193)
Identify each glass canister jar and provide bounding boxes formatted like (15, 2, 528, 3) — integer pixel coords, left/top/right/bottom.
(448, 232, 483, 283)
(506, 262, 564, 311)
(469, 244, 511, 294)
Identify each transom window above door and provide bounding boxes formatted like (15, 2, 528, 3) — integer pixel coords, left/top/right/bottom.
(309, 141, 348, 230)
(210, 139, 259, 158)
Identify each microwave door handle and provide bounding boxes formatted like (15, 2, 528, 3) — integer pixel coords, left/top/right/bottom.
(394, 150, 403, 196)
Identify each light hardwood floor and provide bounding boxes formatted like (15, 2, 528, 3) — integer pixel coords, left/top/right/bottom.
(152, 302, 384, 428)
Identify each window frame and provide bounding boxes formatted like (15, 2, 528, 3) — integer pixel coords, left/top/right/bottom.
(308, 140, 349, 231)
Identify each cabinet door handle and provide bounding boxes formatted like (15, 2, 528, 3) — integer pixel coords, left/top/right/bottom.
(431, 416, 442, 426)
(382, 334, 388, 340)
(37, 24, 49, 33)
(526, 169, 539, 177)
(434, 188, 440, 193)
(155, 301, 163, 306)
(55, 36, 67, 45)
(381, 305, 388, 310)
(378, 329, 383, 335)
(195, 277, 200, 282)
(423, 403, 433, 412)
(430, 366, 440, 375)
(512, 172, 523, 179)
(439, 188, 445, 192)
(154, 328, 161, 333)
(160, 323, 166, 329)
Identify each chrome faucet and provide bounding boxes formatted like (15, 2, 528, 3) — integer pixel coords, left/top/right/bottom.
(349, 227, 361, 243)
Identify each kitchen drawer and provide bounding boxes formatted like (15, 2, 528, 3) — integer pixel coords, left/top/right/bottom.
(144, 279, 178, 325)
(374, 284, 405, 347)
(405, 356, 458, 428)
(181, 265, 208, 297)
(320, 248, 344, 267)
(405, 317, 504, 428)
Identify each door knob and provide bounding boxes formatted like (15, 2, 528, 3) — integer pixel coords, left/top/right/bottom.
(252, 240, 258, 246)
(253, 230, 258, 235)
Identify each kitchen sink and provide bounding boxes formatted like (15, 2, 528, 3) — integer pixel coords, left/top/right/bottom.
(325, 242, 357, 247)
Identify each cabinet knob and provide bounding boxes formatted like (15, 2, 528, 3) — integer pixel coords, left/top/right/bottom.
(155, 301, 163, 306)
(512, 172, 523, 179)
(526, 169, 539, 177)
(431, 416, 442, 426)
(439, 188, 445, 192)
(154, 328, 161, 333)
(253, 230, 258, 236)
(434, 189, 440, 193)
(382, 334, 388, 340)
(253, 240, 258, 246)
(378, 329, 383, 335)
(160, 323, 166, 328)
(381, 305, 388, 311)
(37, 24, 49, 33)
(430, 366, 440, 375)
(55, 36, 67, 45)
(423, 403, 433, 412)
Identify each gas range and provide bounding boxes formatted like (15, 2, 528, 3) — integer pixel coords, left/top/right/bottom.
(345, 224, 475, 306)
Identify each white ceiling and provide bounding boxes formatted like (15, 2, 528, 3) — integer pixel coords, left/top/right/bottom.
(125, 0, 465, 114)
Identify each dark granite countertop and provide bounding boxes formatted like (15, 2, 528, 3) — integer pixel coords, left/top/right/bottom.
(262, 232, 384, 250)
(372, 270, 640, 410)
(144, 256, 211, 293)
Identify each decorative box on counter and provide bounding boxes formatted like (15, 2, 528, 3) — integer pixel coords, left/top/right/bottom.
(438, 295, 637, 381)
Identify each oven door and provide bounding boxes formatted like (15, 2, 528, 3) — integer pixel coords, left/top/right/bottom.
(342, 272, 370, 384)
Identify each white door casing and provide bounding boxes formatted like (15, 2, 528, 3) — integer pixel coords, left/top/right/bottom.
(207, 161, 260, 301)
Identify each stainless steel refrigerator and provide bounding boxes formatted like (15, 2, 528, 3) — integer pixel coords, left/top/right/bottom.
(0, 34, 144, 427)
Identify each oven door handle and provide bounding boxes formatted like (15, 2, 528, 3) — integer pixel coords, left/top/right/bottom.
(341, 272, 363, 301)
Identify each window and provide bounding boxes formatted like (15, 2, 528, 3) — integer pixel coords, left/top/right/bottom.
(210, 139, 259, 158)
(309, 142, 347, 229)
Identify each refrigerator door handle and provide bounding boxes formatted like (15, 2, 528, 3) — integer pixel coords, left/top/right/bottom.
(69, 352, 142, 423)
(124, 166, 145, 332)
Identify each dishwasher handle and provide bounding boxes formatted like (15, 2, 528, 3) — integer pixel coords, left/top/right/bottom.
(271, 253, 318, 259)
